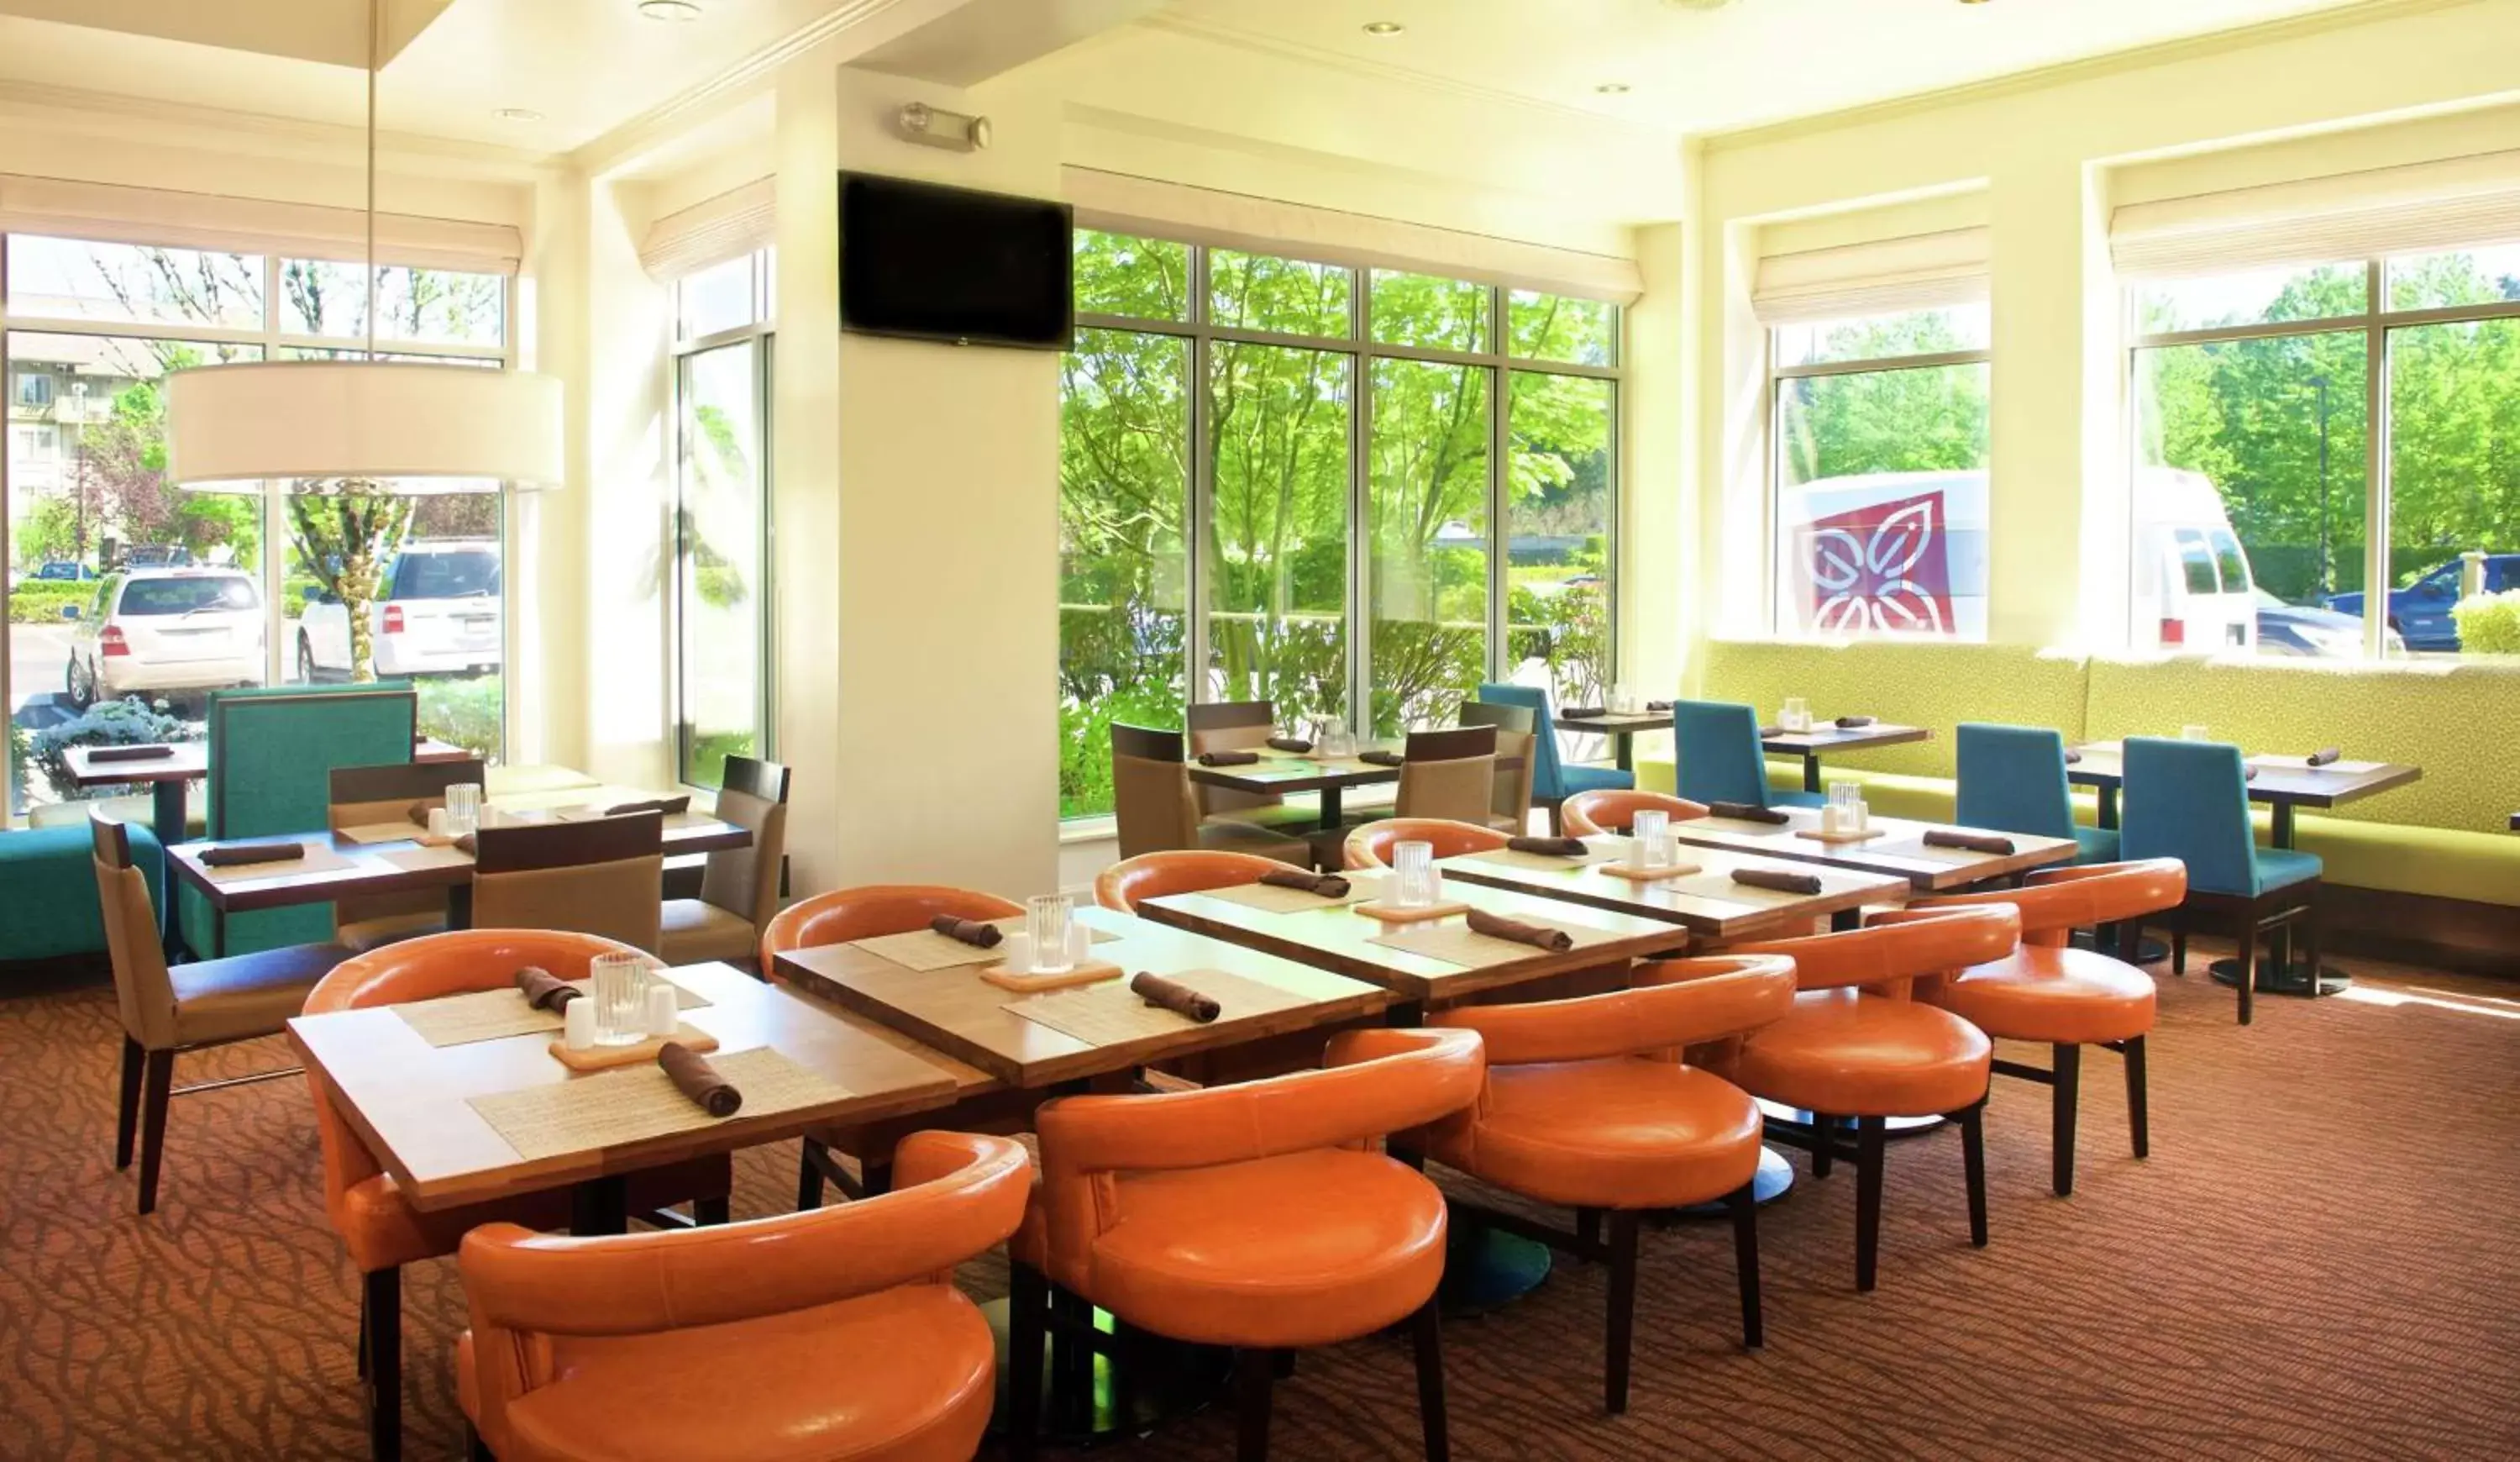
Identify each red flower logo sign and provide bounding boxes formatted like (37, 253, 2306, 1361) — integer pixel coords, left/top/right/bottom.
(1798, 490, 1953, 635)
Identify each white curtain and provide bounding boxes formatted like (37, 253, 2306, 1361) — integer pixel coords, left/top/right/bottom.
(0, 173, 520, 274)
(1751, 227, 1991, 326)
(638, 178, 774, 281)
(2111, 149, 2520, 280)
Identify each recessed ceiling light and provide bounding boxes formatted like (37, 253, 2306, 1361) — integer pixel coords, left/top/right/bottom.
(1595, 82, 1631, 94)
(496, 108, 544, 123)
(1362, 21, 1404, 36)
(638, 0, 703, 20)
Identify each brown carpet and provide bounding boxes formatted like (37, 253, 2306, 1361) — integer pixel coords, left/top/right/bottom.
(2, 946, 2517, 1461)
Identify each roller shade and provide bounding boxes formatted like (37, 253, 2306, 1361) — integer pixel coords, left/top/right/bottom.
(1752, 227, 1990, 326)
(639, 178, 774, 281)
(1063, 167, 1641, 303)
(0, 174, 521, 275)
(2112, 150, 2520, 280)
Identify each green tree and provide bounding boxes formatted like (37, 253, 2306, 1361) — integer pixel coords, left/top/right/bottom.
(287, 484, 412, 681)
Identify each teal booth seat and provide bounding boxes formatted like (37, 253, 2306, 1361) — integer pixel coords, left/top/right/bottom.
(1476, 683, 1634, 802)
(2119, 736, 2320, 897)
(180, 682, 417, 958)
(1673, 699, 1825, 810)
(1955, 722, 2121, 864)
(0, 820, 164, 965)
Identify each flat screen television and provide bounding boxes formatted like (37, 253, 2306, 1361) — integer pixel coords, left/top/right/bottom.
(837, 171, 1074, 350)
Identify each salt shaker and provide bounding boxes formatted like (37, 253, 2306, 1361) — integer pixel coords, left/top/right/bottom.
(563, 998, 596, 1051)
(646, 983, 680, 1039)
(425, 807, 452, 839)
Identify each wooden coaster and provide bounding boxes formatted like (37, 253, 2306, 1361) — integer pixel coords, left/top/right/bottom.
(979, 958, 1126, 993)
(1794, 826, 1891, 845)
(1352, 899, 1472, 924)
(547, 1026, 720, 1072)
(1599, 861, 1702, 882)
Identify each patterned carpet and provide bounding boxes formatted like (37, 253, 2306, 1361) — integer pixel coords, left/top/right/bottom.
(1, 945, 2516, 1461)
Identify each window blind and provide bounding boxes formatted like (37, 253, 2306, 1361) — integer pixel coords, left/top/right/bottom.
(638, 178, 774, 281)
(1751, 227, 1990, 326)
(0, 174, 522, 275)
(2111, 150, 2520, 280)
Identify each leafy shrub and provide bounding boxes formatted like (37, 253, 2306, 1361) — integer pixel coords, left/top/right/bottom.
(2451, 590, 2520, 655)
(8, 581, 92, 625)
(417, 675, 504, 759)
(25, 696, 197, 802)
(682, 728, 757, 790)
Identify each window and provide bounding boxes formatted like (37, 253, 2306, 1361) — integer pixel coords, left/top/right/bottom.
(1058, 229, 1621, 818)
(669, 248, 774, 788)
(278, 260, 507, 347)
(1768, 304, 1991, 639)
(2129, 244, 2520, 658)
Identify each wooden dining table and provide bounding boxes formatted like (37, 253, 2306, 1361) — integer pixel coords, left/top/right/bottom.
(1657, 807, 2081, 892)
(2066, 739, 2423, 848)
(1432, 836, 1914, 939)
(62, 735, 474, 847)
(1761, 720, 1934, 793)
(1186, 742, 1524, 831)
(1551, 708, 1670, 773)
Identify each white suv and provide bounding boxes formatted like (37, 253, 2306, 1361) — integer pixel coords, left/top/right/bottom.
(298, 539, 502, 681)
(67, 568, 266, 706)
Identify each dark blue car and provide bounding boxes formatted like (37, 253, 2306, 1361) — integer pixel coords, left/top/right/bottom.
(2327, 554, 2520, 652)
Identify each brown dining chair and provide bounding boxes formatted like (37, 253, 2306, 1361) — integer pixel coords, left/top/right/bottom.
(1459, 701, 1539, 835)
(1562, 789, 1712, 837)
(470, 812, 665, 955)
(90, 810, 349, 1215)
(1110, 723, 1310, 865)
(1186, 699, 1319, 832)
(1394, 725, 1498, 826)
(659, 755, 791, 969)
(327, 758, 486, 953)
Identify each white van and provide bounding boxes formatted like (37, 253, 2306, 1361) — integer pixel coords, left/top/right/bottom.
(2130, 468, 2256, 653)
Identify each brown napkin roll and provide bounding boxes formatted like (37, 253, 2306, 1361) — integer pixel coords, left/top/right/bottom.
(604, 795, 692, 817)
(1507, 835, 1592, 858)
(1924, 830, 2016, 855)
(454, 833, 478, 856)
(1706, 801, 1791, 825)
(1267, 737, 1313, 754)
(1758, 725, 1788, 739)
(931, 915, 1004, 948)
(2243, 767, 2259, 782)
(2062, 749, 2082, 765)
(2307, 746, 2343, 767)
(513, 965, 580, 1012)
(659, 1042, 742, 1118)
(1835, 715, 1877, 728)
(1732, 868, 1822, 896)
(1259, 868, 1350, 897)
(1359, 749, 1407, 766)
(406, 800, 436, 827)
(1561, 706, 1607, 719)
(199, 842, 305, 868)
(1197, 749, 1261, 767)
(1466, 907, 1575, 953)
(1646, 700, 1673, 712)
(88, 744, 175, 763)
(1131, 971, 1221, 1023)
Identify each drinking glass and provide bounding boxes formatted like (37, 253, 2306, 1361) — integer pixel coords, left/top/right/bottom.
(1632, 808, 1672, 869)
(444, 781, 483, 835)
(1322, 723, 1355, 759)
(1782, 697, 1809, 733)
(1026, 894, 1075, 976)
(1830, 780, 1861, 815)
(1394, 841, 1437, 907)
(2181, 724, 2211, 742)
(1611, 683, 1635, 715)
(589, 953, 651, 1047)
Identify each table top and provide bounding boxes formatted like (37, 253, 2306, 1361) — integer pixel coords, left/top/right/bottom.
(1434, 838, 1911, 939)
(1553, 709, 1671, 735)
(1660, 809, 2079, 891)
(66, 736, 476, 788)
(1141, 872, 1691, 1005)
(1760, 722, 1933, 756)
(2065, 741, 2423, 808)
(286, 961, 966, 1212)
(1187, 743, 1521, 796)
(772, 905, 1392, 1088)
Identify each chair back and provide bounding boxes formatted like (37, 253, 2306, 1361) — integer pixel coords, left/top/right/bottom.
(1672, 699, 1775, 807)
(1460, 701, 1537, 832)
(1911, 859, 2188, 945)
(1561, 789, 1709, 837)
(328, 758, 488, 933)
(1436, 955, 1798, 1065)
(1344, 816, 1509, 870)
(470, 813, 665, 954)
(1954, 723, 2076, 840)
(1477, 683, 1567, 800)
(698, 756, 792, 933)
(1110, 723, 1200, 859)
(2119, 735, 2260, 896)
(1095, 850, 1286, 912)
(760, 885, 1024, 971)
(1186, 701, 1281, 818)
(1396, 724, 1496, 823)
(90, 812, 176, 1049)
(1730, 903, 2021, 993)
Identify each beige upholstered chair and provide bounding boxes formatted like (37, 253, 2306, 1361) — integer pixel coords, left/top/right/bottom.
(1184, 699, 1318, 831)
(1459, 701, 1538, 835)
(327, 758, 487, 952)
(90, 811, 348, 1214)
(471, 812, 665, 954)
(1111, 723, 1310, 865)
(1394, 724, 1499, 826)
(659, 756, 791, 968)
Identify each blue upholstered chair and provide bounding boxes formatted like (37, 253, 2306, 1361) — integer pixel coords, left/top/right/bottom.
(2118, 735, 2321, 1025)
(1477, 682, 1633, 833)
(1672, 699, 1824, 810)
(1954, 723, 2120, 864)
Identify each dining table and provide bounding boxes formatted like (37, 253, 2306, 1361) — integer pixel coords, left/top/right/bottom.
(62, 735, 475, 848)
(1761, 720, 1934, 793)
(1185, 740, 1523, 832)
(1658, 807, 2082, 891)
(1551, 707, 1670, 773)
(1431, 834, 1914, 939)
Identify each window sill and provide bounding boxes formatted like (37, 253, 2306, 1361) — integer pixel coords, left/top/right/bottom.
(1060, 815, 1116, 844)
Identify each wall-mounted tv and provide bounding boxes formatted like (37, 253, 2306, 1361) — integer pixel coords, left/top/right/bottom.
(837, 172, 1074, 350)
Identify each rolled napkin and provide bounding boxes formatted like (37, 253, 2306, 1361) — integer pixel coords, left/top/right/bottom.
(1924, 830, 2016, 855)
(2307, 746, 2343, 767)
(2243, 766, 2259, 782)
(1266, 736, 1313, 754)
(1732, 868, 1822, 896)
(1359, 749, 1407, 767)
(1259, 868, 1350, 897)
(930, 915, 1005, 948)
(1131, 971, 1221, 1023)
(1507, 835, 1592, 858)
(2062, 749, 2082, 765)
(1706, 801, 1792, 825)
(1646, 700, 1673, 712)
(1561, 706, 1607, 719)
(1196, 749, 1261, 767)
(1835, 715, 1877, 728)
(513, 965, 580, 1012)
(199, 842, 305, 868)
(406, 800, 435, 827)
(604, 794, 693, 817)
(1758, 725, 1788, 739)
(88, 744, 175, 763)
(659, 1042, 742, 1118)
(1466, 907, 1575, 953)
(453, 833, 478, 856)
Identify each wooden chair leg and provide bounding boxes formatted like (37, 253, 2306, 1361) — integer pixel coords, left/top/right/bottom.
(1604, 1210, 1640, 1413)
(1727, 1181, 1763, 1349)
(364, 1265, 402, 1462)
(1005, 1264, 1046, 1462)
(1576, 1207, 1600, 1249)
(1235, 1344, 1274, 1462)
(2171, 927, 2187, 975)
(1809, 1112, 1834, 1180)
(114, 1035, 144, 1170)
(2234, 908, 2256, 1026)
(1956, 1100, 1989, 1249)
(2123, 1035, 2150, 1160)
(135, 1048, 175, 1216)
(1853, 1116, 1886, 1291)
(2050, 1043, 2082, 1198)
(795, 1138, 827, 1211)
(1410, 1295, 1450, 1462)
(692, 1195, 730, 1226)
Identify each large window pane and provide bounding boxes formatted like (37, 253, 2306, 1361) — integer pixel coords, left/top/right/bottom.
(2387, 245, 2520, 313)
(1772, 360, 1989, 639)
(1368, 360, 1488, 734)
(2132, 332, 2368, 655)
(1209, 251, 1351, 339)
(1074, 230, 1189, 323)
(674, 344, 767, 786)
(1509, 291, 1617, 367)
(1371, 271, 1488, 353)
(278, 261, 507, 347)
(2135, 262, 2365, 334)
(676, 255, 757, 341)
(1059, 329, 1190, 817)
(4, 235, 264, 329)
(2384, 316, 2520, 657)
(1207, 342, 1351, 728)
(1505, 373, 1614, 711)
(1772, 304, 1988, 370)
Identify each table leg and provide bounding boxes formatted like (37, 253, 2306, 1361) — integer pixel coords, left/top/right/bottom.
(2210, 799, 2348, 999)
(1614, 732, 1634, 775)
(2097, 785, 2119, 830)
(151, 781, 189, 961)
(986, 1296, 1228, 1448)
(1803, 755, 1823, 794)
(448, 883, 474, 931)
(1762, 1099, 1942, 1141)
(570, 1175, 628, 1235)
(1318, 783, 1343, 832)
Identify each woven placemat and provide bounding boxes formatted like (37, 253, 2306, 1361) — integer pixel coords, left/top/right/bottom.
(1368, 918, 1611, 969)
(394, 981, 707, 1049)
(380, 844, 474, 872)
(1005, 968, 1306, 1046)
(853, 919, 1115, 973)
(197, 842, 357, 882)
(1464, 846, 1619, 875)
(468, 1046, 848, 1162)
(337, 821, 425, 846)
(1194, 877, 1380, 913)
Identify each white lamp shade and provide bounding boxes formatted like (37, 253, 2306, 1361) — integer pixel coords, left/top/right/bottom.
(165, 360, 564, 488)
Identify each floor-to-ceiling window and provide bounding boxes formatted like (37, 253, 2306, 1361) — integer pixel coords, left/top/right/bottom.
(669, 249, 774, 789)
(1058, 229, 1620, 819)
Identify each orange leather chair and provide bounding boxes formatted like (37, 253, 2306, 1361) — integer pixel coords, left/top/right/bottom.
(1095, 849, 1287, 912)
(1005, 1027, 1485, 1462)
(1708, 904, 2019, 1291)
(1342, 817, 1509, 871)
(760, 885, 1024, 1208)
(458, 1131, 1030, 1462)
(1401, 956, 1795, 1413)
(1893, 859, 2187, 1196)
(1561, 789, 1710, 837)
(303, 930, 734, 1462)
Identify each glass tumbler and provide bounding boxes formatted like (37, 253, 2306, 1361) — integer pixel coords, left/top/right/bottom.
(1394, 841, 1437, 907)
(444, 781, 483, 835)
(1782, 697, 1809, 732)
(1027, 894, 1075, 976)
(2181, 724, 2211, 742)
(1322, 723, 1355, 759)
(590, 953, 651, 1047)
(1632, 808, 1672, 869)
